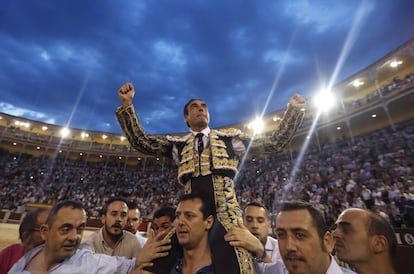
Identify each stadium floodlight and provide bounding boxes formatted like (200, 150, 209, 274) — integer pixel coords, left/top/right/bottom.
(102, 134, 108, 140)
(120, 136, 126, 141)
(352, 79, 364, 87)
(14, 121, 30, 128)
(273, 116, 281, 122)
(248, 116, 264, 134)
(41, 126, 48, 131)
(81, 132, 89, 139)
(60, 127, 70, 138)
(390, 60, 402, 68)
(313, 90, 336, 113)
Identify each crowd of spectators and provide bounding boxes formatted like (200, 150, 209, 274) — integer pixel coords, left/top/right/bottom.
(298, 71, 414, 130)
(236, 118, 414, 229)
(345, 72, 414, 111)
(0, 153, 179, 217)
(1, 116, 413, 229)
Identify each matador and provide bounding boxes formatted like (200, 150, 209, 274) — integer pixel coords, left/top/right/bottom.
(116, 82, 305, 274)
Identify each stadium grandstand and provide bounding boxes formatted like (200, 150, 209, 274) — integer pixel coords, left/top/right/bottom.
(1, 38, 414, 272)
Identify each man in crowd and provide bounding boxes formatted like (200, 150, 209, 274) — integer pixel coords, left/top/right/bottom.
(224, 202, 286, 274)
(8, 200, 135, 273)
(116, 82, 305, 274)
(243, 202, 283, 264)
(0, 208, 49, 273)
(170, 193, 215, 274)
(80, 197, 142, 258)
(333, 208, 397, 274)
(136, 195, 215, 274)
(142, 206, 178, 274)
(224, 219, 272, 274)
(152, 206, 176, 236)
(8, 200, 172, 274)
(126, 202, 147, 247)
(264, 200, 355, 274)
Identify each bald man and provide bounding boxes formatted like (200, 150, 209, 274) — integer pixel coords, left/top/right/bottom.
(333, 208, 397, 274)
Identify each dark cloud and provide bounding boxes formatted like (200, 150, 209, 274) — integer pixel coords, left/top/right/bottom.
(0, 0, 413, 134)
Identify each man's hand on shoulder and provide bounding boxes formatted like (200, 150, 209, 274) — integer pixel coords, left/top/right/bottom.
(224, 219, 265, 260)
(135, 228, 172, 268)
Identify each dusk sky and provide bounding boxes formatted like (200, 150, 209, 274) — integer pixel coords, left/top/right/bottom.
(1, 0, 413, 134)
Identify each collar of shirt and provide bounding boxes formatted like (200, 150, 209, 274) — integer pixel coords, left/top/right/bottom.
(265, 235, 276, 251)
(171, 258, 215, 274)
(327, 255, 357, 274)
(191, 127, 210, 137)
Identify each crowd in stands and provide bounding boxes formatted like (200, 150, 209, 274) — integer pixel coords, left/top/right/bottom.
(346, 72, 414, 110)
(1, 116, 413, 229)
(0, 153, 179, 217)
(298, 71, 414, 129)
(236, 118, 414, 229)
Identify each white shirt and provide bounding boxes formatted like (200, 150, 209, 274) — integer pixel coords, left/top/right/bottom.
(265, 236, 283, 264)
(260, 255, 357, 274)
(135, 232, 147, 247)
(254, 236, 287, 274)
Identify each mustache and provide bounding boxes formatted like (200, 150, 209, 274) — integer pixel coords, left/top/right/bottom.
(63, 239, 79, 247)
(285, 252, 306, 262)
(112, 223, 123, 229)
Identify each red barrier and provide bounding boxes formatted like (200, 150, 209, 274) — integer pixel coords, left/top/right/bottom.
(394, 228, 414, 274)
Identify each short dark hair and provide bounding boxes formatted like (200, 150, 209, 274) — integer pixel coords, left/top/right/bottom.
(19, 208, 49, 239)
(101, 197, 129, 215)
(47, 200, 85, 227)
(243, 201, 270, 220)
(178, 193, 214, 220)
(127, 201, 138, 210)
(278, 200, 328, 240)
(367, 211, 397, 260)
(183, 98, 205, 128)
(153, 206, 176, 221)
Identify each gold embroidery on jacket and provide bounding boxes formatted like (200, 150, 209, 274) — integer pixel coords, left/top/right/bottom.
(213, 175, 253, 274)
(177, 131, 240, 184)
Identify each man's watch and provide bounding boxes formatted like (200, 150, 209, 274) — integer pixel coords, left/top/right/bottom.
(252, 250, 266, 262)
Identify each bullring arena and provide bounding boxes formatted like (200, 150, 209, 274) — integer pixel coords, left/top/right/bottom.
(0, 223, 22, 249)
(1, 38, 414, 273)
